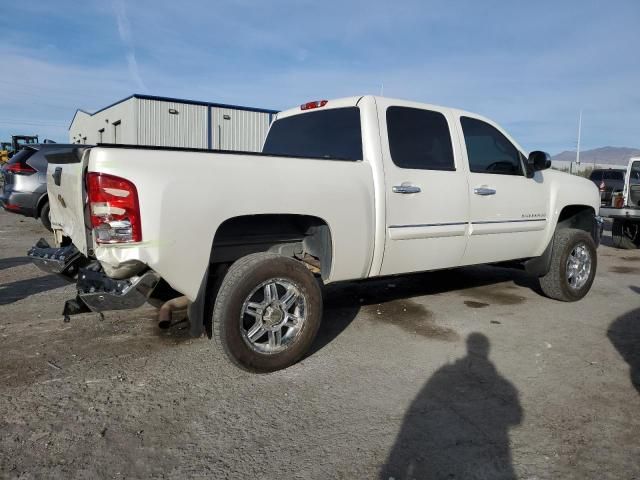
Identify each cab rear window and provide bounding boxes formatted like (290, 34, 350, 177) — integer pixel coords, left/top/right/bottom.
(603, 170, 624, 180)
(262, 107, 362, 160)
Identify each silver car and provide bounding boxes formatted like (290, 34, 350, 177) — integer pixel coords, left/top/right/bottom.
(0, 144, 79, 231)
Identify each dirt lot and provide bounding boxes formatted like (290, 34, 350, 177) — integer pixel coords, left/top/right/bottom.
(0, 209, 639, 479)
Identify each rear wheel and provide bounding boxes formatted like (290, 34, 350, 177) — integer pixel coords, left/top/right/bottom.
(539, 228, 597, 302)
(39, 201, 52, 232)
(612, 219, 640, 249)
(212, 252, 322, 372)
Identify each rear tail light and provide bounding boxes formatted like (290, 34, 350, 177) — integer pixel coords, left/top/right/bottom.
(87, 172, 142, 244)
(300, 100, 328, 110)
(5, 162, 36, 175)
(614, 193, 625, 208)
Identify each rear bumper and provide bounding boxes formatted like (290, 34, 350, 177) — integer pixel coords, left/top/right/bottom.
(28, 242, 84, 278)
(75, 269, 160, 312)
(28, 239, 160, 317)
(0, 190, 37, 217)
(600, 206, 640, 220)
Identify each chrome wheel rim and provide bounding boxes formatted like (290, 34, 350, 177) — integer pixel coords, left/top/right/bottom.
(566, 243, 592, 290)
(240, 278, 306, 354)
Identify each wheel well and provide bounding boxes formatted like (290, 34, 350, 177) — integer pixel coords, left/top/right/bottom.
(556, 205, 595, 233)
(525, 205, 597, 277)
(36, 194, 48, 216)
(211, 214, 333, 280)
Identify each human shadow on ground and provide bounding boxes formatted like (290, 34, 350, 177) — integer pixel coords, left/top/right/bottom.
(607, 289, 640, 393)
(379, 333, 523, 480)
(311, 265, 539, 356)
(0, 274, 69, 306)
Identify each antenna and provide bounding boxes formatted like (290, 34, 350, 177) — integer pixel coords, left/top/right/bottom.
(380, 82, 384, 96)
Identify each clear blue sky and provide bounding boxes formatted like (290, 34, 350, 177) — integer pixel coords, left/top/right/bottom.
(0, 0, 638, 154)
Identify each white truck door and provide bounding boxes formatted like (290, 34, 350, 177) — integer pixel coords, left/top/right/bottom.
(457, 115, 549, 265)
(624, 158, 640, 207)
(377, 100, 470, 276)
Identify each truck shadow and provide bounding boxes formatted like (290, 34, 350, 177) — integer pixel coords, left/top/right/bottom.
(0, 274, 70, 306)
(600, 234, 615, 248)
(311, 265, 539, 355)
(599, 219, 614, 247)
(607, 288, 640, 393)
(0, 256, 32, 271)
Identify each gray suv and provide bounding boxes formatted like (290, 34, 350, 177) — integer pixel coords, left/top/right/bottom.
(1, 144, 79, 230)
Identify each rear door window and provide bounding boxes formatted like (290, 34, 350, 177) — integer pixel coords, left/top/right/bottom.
(386, 107, 455, 170)
(461, 117, 523, 175)
(27, 150, 48, 172)
(7, 148, 35, 164)
(603, 170, 624, 181)
(263, 107, 362, 160)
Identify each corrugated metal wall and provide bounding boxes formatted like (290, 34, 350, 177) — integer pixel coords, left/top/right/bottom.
(211, 107, 271, 152)
(137, 99, 208, 148)
(69, 98, 137, 145)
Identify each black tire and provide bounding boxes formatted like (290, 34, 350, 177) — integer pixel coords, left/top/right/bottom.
(539, 228, 597, 302)
(212, 252, 322, 372)
(39, 202, 52, 232)
(611, 219, 640, 249)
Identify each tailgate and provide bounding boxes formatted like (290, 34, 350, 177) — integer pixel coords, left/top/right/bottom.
(46, 147, 91, 254)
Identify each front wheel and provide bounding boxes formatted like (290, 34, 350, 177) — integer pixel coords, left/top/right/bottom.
(612, 219, 640, 249)
(212, 252, 322, 372)
(539, 228, 597, 302)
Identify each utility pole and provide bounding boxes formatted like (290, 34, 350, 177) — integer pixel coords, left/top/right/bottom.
(575, 109, 583, 174)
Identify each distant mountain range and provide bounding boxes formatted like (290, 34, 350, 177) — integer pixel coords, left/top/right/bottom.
(551, 147, 640, 166)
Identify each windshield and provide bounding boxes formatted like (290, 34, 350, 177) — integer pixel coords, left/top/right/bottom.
(262, 107, 363, 160)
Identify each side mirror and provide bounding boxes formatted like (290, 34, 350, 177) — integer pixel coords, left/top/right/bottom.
(527, 151, 551, 177)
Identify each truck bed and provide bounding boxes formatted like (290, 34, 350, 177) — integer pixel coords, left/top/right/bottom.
(46, 144, 377, 300)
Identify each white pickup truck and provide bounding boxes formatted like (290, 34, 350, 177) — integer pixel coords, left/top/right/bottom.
(30, 96, 602, 372)
(600, 157, 640, 249)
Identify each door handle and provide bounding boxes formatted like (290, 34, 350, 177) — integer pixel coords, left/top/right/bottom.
(473, 187, 496, 196)
(53, 167, 62, 186)
(393, 185, 421, 194)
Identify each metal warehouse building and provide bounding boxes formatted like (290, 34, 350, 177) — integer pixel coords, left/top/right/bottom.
(69, 94, 278, 152)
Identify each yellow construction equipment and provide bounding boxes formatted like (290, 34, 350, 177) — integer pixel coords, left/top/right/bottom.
(0, 142, 11, 165)
(0, 135, 39, 165)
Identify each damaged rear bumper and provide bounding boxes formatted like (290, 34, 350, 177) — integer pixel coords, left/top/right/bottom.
(28, 240, 85, 278)
(75, 269, 160, 312)
(28, 239, 160, 318)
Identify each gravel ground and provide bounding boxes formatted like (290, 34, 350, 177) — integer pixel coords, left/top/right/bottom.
(0, 209, 639, 479)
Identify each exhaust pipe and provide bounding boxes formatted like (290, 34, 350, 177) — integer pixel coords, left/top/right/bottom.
(158, 296, 190, 329)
